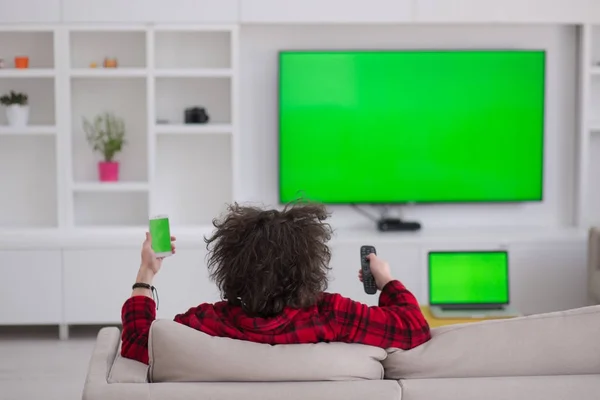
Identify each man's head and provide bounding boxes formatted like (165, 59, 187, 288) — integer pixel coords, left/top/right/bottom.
(205, 203, 332, 318)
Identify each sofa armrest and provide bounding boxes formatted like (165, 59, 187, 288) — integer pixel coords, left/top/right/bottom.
(84, 327, 121, 387)
(83, 328, 150, 400)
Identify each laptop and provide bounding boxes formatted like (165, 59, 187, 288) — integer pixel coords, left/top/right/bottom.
(428, 250, 521, 319)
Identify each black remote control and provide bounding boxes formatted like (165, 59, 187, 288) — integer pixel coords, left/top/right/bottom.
(360, 245, 378, 295)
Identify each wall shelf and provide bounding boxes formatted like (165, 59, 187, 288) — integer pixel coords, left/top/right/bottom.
(0, 125, 56, 135)
(155, 123, 232, 135)
(154, 69, 233, 78)
(72, 182, 150, 193)
(0, 69, 56, 78)
(70, 68, 147, 78)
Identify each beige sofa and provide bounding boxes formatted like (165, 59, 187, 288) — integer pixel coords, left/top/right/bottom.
(83, 306, 600, 400)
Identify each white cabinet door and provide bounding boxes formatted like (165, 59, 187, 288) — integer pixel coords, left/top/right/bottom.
(240, 0, 413, 23)
(0, 0, 60, 23)
(63, 248, 219, 324)
(0, 250, 62, 324)
(416, 0, 600, 23)
(509, 241, 587, 315)
(63, 249, 139, 324)
(62, 0, 238, 23)
(152, 249, 220, 320)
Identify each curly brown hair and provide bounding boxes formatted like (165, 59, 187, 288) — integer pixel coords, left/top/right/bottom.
(204, 202, 333, 318)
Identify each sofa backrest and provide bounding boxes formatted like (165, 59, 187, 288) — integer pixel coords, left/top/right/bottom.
(384, 305, 600, 379)
(148, 319, 387, 383)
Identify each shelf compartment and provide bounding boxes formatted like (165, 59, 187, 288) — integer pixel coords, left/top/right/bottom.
(589, 135, 600, 225)
(70, 68, 147, 78)
(155, 123, 232, 135)
(592, 26, 600, 68)
(0, 125, 56, 135)
(590, 79, 600, 124)
(155, 77, 231, 125)
(154, 135, 232, 226)
(71, 78, 147, 183)
(70, 31, 146, 69)
(72, 182, 149, 193)
(154, 31, 231, 70)
(0, 78, 55, 126)
(73, 192, 148, 228)
(0, 135, 57, 228)
(0, 31, 54, 69)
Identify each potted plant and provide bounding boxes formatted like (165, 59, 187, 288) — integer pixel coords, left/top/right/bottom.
(83, 112, 126, 182)
(0, 91, 29, 127)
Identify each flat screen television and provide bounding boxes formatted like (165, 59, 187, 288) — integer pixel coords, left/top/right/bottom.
(279, 50, 546, 204)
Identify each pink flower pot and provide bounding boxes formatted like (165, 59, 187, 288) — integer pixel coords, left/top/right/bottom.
(98, 161, 119, 182)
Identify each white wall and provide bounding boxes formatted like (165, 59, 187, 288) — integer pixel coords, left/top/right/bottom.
(239, 25, 578, 230)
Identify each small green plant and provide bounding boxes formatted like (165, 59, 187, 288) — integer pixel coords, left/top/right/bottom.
(83, 112, 126, 162)
(0, 91, 28, 106)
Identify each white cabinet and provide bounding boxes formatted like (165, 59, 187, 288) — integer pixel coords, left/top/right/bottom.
(240, 0, 413, 23)
(0, 0, 60, 23)
(152, 249, 221, 320)
(63, 249, 139, 324)
(0, 251, 62, 324)
(63, 248, 219, 324)
(62, 0, 238, 23)
(416, 0, 600, 23)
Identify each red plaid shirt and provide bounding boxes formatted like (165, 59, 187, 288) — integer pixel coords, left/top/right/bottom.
(121, 280, 431, 364)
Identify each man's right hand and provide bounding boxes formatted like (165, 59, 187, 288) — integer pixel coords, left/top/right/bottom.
(358, 254, 394, 291)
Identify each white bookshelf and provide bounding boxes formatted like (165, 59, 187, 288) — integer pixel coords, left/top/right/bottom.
(578, 25, 600, 228)
(0, 28, 58, 229)
(0, 25, 238, 232)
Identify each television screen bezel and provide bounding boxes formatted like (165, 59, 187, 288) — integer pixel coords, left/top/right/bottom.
(277, 49, 547, 205)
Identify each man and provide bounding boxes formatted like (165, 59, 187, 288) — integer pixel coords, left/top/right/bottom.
(121, 203, 431, 364)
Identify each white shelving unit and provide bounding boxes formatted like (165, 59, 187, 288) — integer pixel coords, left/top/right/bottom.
(578, 25, 600, 228)
(0, 27, 59, 229)
(0, 24, 238, 232)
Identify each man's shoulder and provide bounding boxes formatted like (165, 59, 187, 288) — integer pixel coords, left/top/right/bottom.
(318, 292, 350, 311)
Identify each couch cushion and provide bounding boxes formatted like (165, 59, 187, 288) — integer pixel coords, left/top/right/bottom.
(398, 375, 600, 400)
(148, 320, 387, 382)
(384, 305, 600, 379)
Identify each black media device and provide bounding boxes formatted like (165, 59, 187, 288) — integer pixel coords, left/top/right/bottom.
(184, 107, 210, 124)
(360, 245, 378, 295)
(377, 218, 422, 232)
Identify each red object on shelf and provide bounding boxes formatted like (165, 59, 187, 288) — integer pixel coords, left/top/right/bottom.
(14, 56, 29, 69)
(98, 161, 119, 182)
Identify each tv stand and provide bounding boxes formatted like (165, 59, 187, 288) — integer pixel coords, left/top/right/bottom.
(377, 218, 422, 232)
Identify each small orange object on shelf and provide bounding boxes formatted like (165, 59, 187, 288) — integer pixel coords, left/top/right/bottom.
(89, 62, 98, 68)
(14, 56, 29, 69)
(103, 57, 118, 68)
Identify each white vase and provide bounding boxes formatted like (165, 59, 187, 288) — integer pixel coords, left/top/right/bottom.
(6, 105, 29, 127)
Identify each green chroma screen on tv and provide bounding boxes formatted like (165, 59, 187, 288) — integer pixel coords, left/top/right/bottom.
(428, 251, 509, 305)
(279, 50, 546, 204)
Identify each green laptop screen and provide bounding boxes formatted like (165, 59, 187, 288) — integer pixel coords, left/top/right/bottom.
(429, 252, 509, 305)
